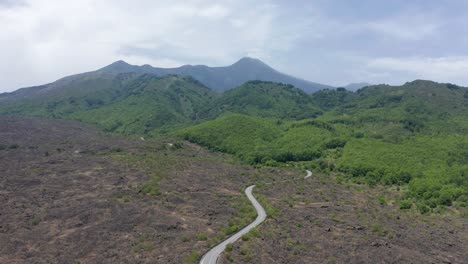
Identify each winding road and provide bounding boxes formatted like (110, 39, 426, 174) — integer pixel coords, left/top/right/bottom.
(199, 170, 312, 264)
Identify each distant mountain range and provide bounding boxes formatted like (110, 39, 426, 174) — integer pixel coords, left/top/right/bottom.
(98, 57, 334, 93)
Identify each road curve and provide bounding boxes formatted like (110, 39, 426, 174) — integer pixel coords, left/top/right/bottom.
(199, 170, 312, 264)
(199, 185, 266, 264)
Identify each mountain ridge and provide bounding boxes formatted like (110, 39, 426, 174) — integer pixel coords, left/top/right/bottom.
(97, 57, 334, 93)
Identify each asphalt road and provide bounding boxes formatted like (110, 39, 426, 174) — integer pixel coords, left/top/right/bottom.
(199, 170, 312, 264)
(199, 185, 266, 264)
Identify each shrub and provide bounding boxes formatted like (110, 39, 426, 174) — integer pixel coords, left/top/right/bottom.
(322, 139, 347, 149)
(196, 233, 208, 241)
(399, 200, 412, 210)
(31, 216, 41, 226)
(371, 223, 388, 236)
(8, 144, 19, 149)
(225, 243, 233, 252)
(173, 141, 183, 149)
(111, 147, 123, 152)
(183, 251, 201, 264)
(140, 179, 161, 196)
(377, 195, 387, 205)
(417, 203, 431, 214)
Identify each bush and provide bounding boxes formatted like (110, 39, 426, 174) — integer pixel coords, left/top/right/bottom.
(111, 147, 123, 152)
(377, 195, 387, 205)
(417, 203, 431, 214)
(399, 200, 412, 210)
(225, 243, 233, 252)
(322, 139, 347, 149)
(8, 144, 19, 149)
(183, 251, 201, 264)
(140, 179, 161, 196)
(196, 233, 208, 241)
(173, 141, 183, 149)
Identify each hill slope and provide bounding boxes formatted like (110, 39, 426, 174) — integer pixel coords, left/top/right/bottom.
(201, 81, 322, 119)
(0, 73, 327, 135)
(0, 73, 218, 135)
(180, 81, 468, 210)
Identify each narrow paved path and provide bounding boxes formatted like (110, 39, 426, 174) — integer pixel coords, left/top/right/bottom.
(199, 170, 312, 264)
(199, 185, 266, 264)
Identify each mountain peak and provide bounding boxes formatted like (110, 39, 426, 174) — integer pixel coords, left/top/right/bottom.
(110, 60, 131, 66)
(232, 57, 268, 67)
(99, 60, 136, 73)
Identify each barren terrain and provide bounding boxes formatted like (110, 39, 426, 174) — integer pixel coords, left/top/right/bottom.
(220, 171, 468, 263)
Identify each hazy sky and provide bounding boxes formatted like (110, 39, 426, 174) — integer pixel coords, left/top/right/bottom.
(2, 0, 468, 92)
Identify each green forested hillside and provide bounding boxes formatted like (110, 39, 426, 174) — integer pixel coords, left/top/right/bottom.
(179, 114, 337, 164)
(200, 81, 322, 119)
(0, 74, 218, 135)
(180, 80, 468, 212)
(311, 87, 357, 110)
(70, 75, 217, 135)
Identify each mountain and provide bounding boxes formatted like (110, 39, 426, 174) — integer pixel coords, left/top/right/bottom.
(0, 75, 325, 134)
(0, 73, 218, 135)
(311, 87, 357, 110)
(343, 82, 373, 91)
(98, 57, 334, 93)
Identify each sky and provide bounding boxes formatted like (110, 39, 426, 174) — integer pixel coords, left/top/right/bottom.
(2, 0, 468, 92)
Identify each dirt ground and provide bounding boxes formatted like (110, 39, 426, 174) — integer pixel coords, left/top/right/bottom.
(0, 115, 466, 264)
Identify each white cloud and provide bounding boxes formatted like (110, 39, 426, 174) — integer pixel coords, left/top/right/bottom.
(0, 0, 304, 92)
(198, 4, 229, 19)
(1, 1, 467, 92)
(366, 16, 439, 41)
(368, 56, 468, 83)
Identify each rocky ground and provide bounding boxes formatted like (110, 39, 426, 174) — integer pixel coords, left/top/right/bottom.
(0, 116, 261, 264)
(0, 115, 466, 264)
(220, 171, 468, 263)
